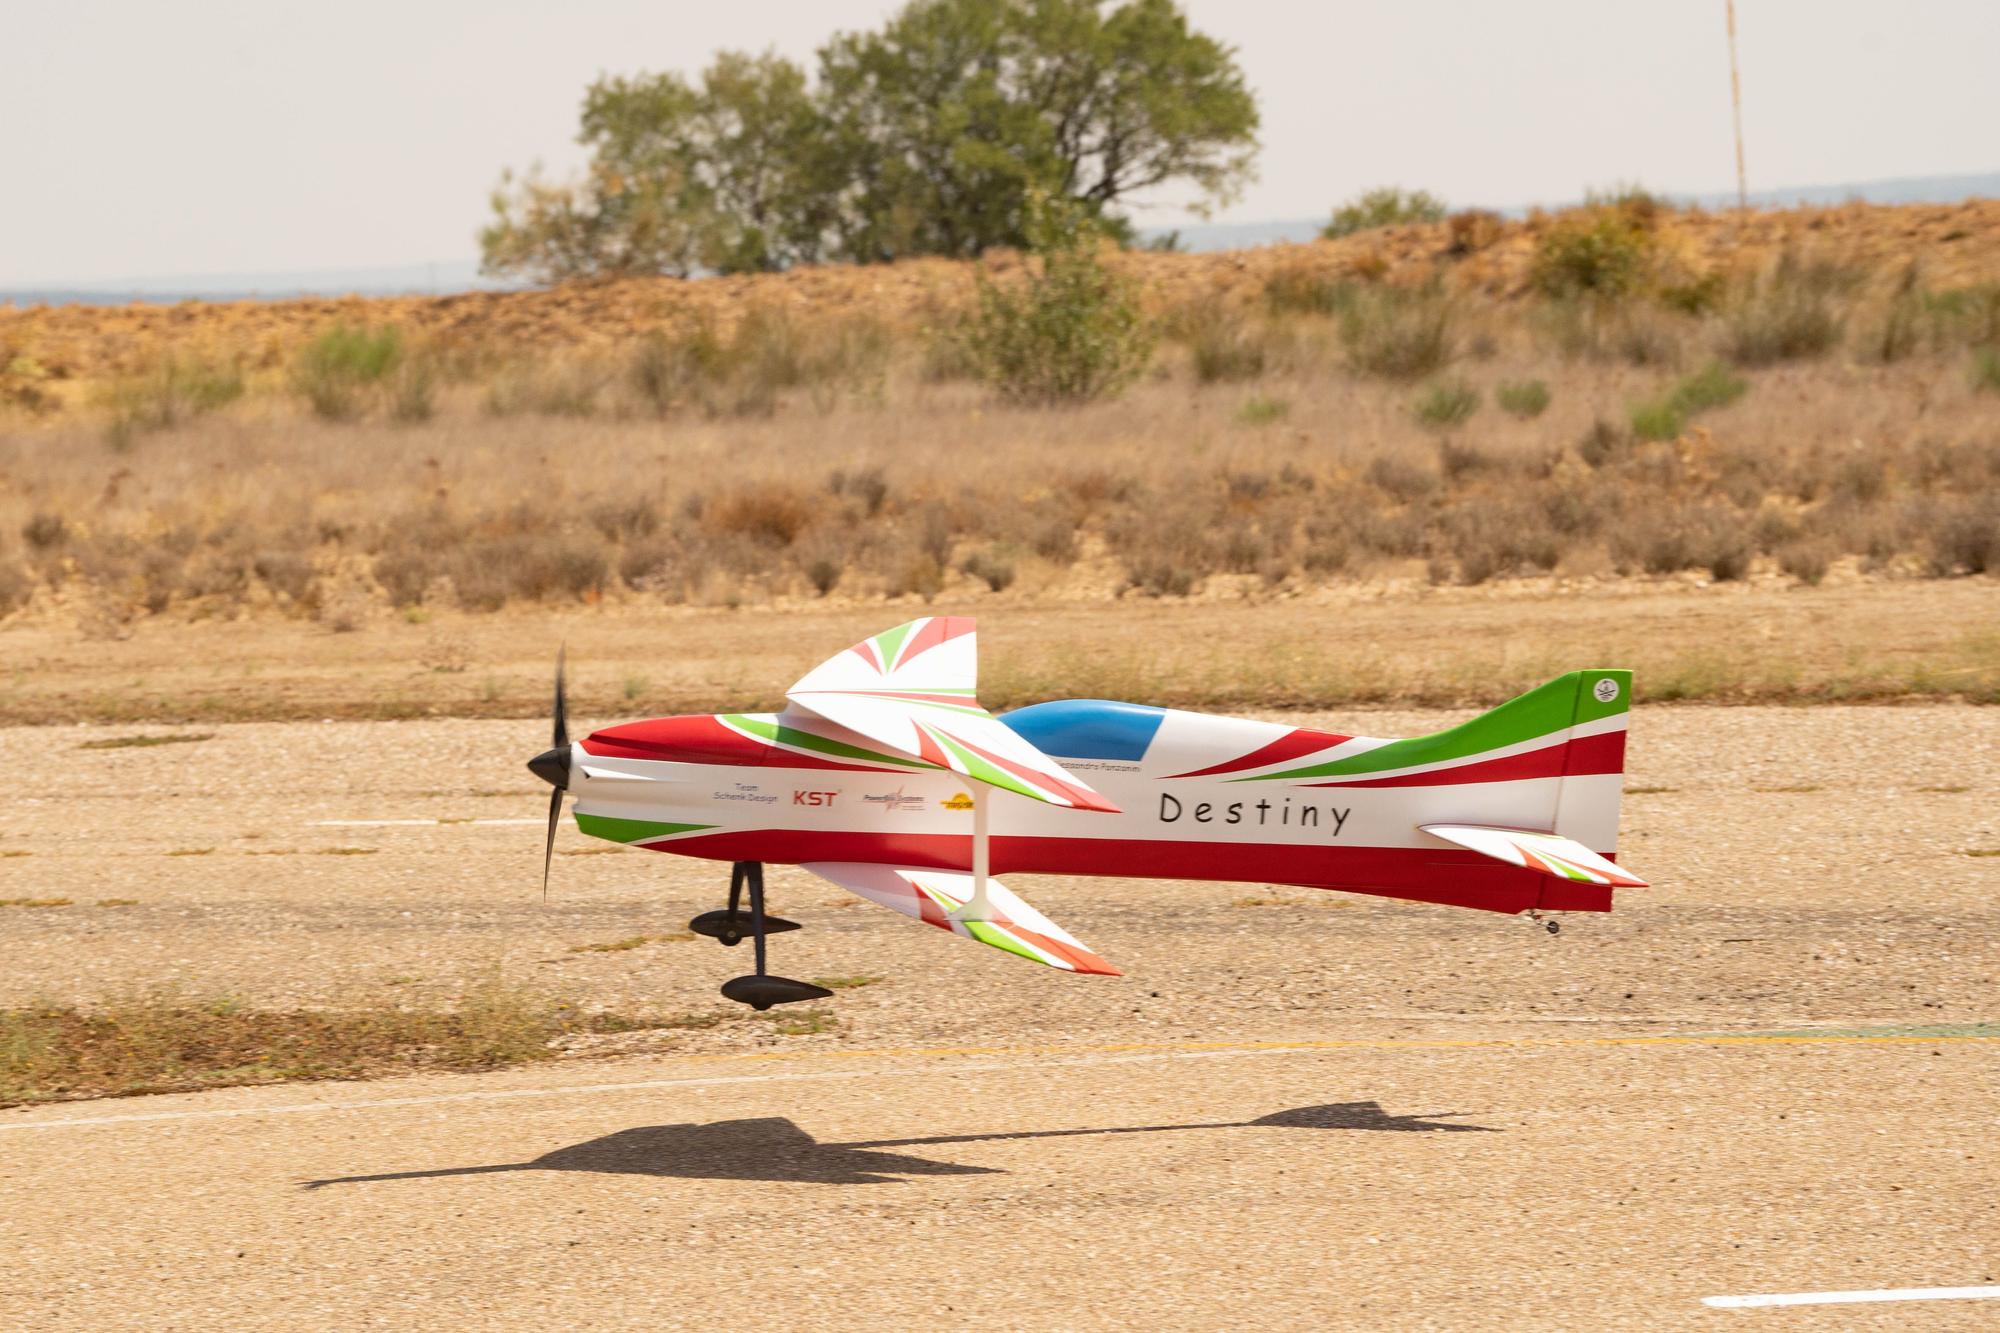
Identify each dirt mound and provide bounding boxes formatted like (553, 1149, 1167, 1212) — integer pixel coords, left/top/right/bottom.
(6, 200, 1997, 403)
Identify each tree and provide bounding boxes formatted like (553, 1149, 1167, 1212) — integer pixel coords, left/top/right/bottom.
(480, 0, 1258, 279)
(1322, 187, 1448, 241)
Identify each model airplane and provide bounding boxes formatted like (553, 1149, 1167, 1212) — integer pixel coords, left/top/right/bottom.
(527, 617, 1645, 1010)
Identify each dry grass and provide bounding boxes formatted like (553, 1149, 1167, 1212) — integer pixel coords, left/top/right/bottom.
(0, 586, 1992, 726)
(76, 732, 215, 750)
(0, 975, 705, 1108)
(0, 201, 1995, 709)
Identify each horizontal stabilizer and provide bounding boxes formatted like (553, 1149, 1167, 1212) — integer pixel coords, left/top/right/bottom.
(799, 861, 1121, 975)
(1420, 824, 1648, 889)
(785, 617, 1117, 812)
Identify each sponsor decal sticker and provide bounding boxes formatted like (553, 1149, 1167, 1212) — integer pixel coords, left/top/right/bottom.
(1593, 677, 1621, 704)
(941, 792, 976, 812)
(792, 790, 838, 807)
(714, 782, 777, 805)
(862, 787, 926, 814)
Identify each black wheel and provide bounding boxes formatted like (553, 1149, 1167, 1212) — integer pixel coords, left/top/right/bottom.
(718, 926, 744, 947)
(1546, 919, 1561, 935)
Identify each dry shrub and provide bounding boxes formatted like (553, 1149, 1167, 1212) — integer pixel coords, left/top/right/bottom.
(1777, 537, 1836, 585)
(485, 358, 610, 418)
(95, 356, 245, 448)
(960, 547, 1017, 592)
(704, 487, 816, 547)
(450, 535, 607, 611)
(1263, 264, 1354, 317)
(1924, 493, 2000, 574)
(1720, 252, 1853, 366)
(1364, 453, 1439, 502)
(827, 465, 891, 517)
(1446, 209, 1503, 255)
(0, 976, 677, 1108)
(1170, 298, 1269, 383)
(1433, 500, 1562, 584)
(0, 553, 30, 617)
(1340, 286, 1455, 380)
(1610, 503, 1753, 579)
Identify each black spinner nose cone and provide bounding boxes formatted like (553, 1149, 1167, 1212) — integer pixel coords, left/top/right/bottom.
(527, 746, 570, 790)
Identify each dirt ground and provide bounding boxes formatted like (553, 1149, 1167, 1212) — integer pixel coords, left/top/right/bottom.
(3, 578, 1995, 726)
(1, 704, 1996, 1327)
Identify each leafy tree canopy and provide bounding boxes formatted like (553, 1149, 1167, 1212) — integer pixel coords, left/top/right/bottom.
(1322, 187, 1448, 241)
(481, 0, 1258, 279)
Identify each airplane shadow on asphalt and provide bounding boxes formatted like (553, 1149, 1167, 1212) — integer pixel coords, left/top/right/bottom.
(302, 1102, 1495, 1189)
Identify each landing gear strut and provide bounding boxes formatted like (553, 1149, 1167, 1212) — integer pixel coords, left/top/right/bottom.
(691, 862, 830, 1011)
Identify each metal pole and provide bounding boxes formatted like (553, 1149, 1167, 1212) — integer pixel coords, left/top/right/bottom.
(1726, 0, 1748, 209)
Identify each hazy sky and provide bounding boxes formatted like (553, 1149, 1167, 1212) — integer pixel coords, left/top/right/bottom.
(5, 0, 1996, 283)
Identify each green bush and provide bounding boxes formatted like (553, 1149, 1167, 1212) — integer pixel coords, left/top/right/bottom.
(963, 195, 1153, 405)
(1339, 286, 1455, 380)
(1628, 398, 1685, 443)
(1495, 379, 1551, 419)
(1628, 361, 1749, 441)
(293, 325, 403, 421)
(1670, 361, 1748, 414)
(1531, 201, 1657, 299)
(1411, 379, 1479, 429)
(1323, 187, 1447, 240)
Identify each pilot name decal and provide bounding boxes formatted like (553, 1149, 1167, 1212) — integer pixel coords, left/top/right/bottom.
(1158, 792, 1351, 836)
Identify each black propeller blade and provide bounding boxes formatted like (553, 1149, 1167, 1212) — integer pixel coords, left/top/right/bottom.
(528, 647, 571, 901)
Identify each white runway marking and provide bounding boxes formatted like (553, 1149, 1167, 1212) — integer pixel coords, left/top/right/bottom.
(1702, 1286, 2000, 1309)
(309, 818, 544, 827)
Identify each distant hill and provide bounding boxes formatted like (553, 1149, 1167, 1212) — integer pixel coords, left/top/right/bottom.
(3, 170, 1993, 306)
(0, 261, 521, 308)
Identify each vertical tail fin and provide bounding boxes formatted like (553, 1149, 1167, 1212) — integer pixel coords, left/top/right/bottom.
(1550, 670, 1632, 856)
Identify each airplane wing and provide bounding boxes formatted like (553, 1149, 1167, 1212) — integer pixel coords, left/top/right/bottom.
(799, 861, 1122, 976)
(1420, 824, 1648, 888)
(783, 617, 1118, 813)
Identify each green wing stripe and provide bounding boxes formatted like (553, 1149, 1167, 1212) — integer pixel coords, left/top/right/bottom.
(872, 622, 915, 670)
(1242, 671, 1625, 782)
(575, 814, 715, 844)
(963, 919, 1058, 967)
(724, 713, 931, 770)
(927, 726, 1046, 802)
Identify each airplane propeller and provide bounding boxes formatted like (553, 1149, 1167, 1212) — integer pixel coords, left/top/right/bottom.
(526, 646, 570, 900)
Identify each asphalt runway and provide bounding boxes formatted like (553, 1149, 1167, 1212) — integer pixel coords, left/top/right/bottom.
(4, 1028, 1997, 1328)
(2, 705, 1997, 1327)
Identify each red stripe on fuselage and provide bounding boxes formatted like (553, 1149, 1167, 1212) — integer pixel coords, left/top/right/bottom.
(1300, 730, 1626, 789)
(629, 829, 1610, 915)
(1168, 727, 1352, 780)
(581, 715, 770, 766)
